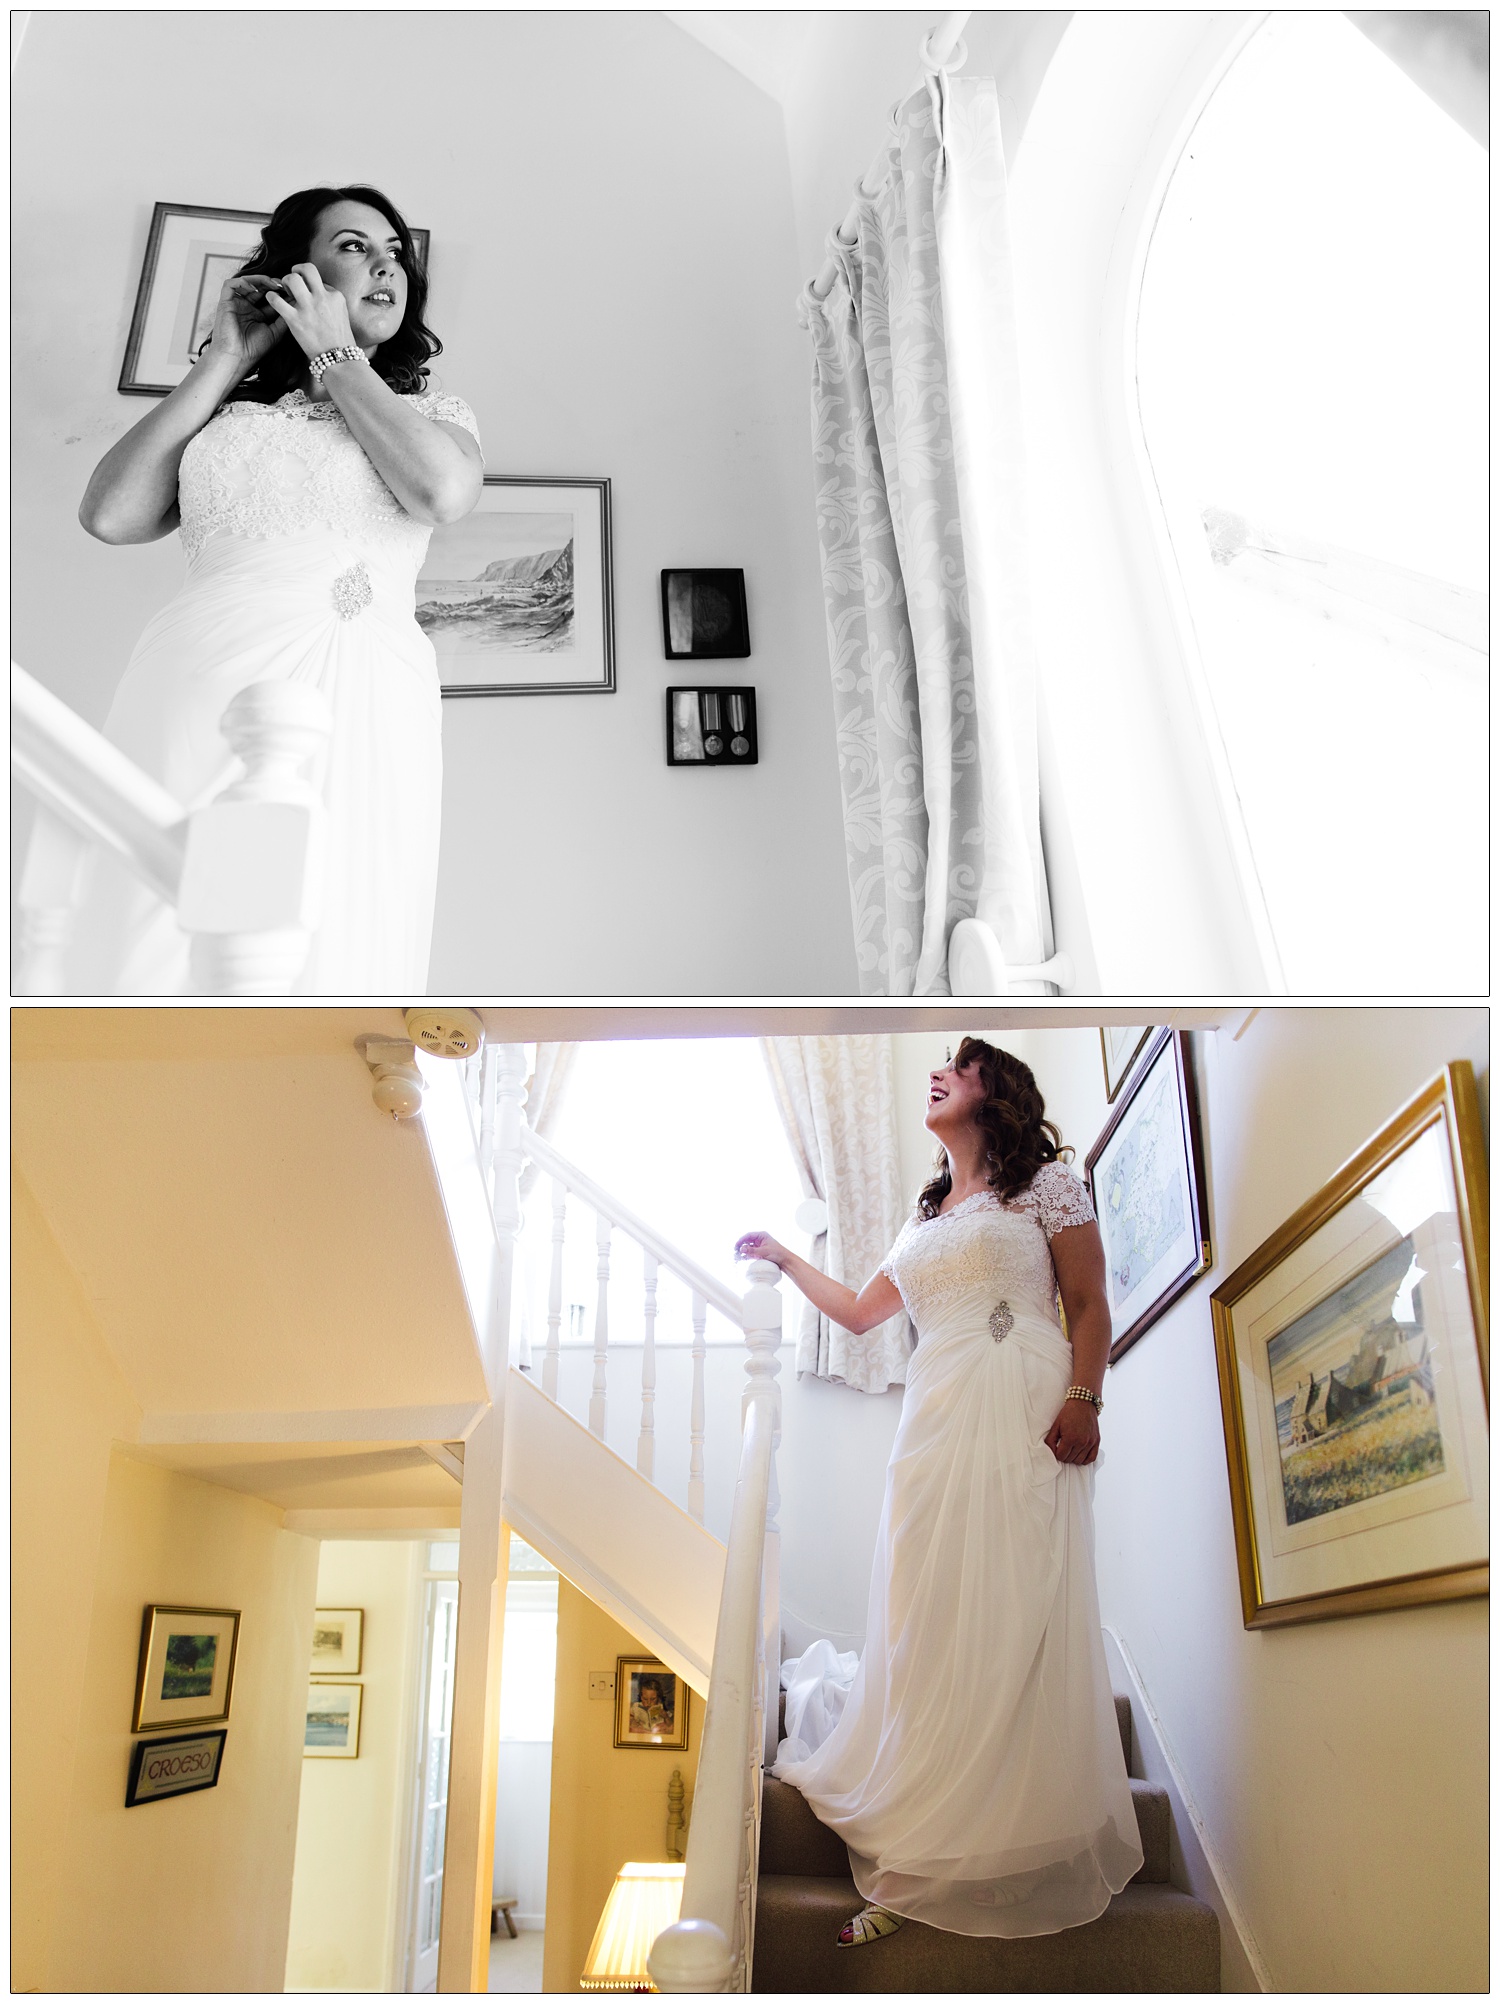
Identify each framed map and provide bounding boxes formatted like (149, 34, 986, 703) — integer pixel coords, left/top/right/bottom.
(1086, 1029, 1211, 1361)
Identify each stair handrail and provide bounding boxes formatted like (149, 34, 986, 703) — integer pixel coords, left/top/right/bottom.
(12, 661, 332, 995)
(649, 1258, 783, 1995)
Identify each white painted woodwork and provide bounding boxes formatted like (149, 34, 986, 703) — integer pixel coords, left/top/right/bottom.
(501, 1369, 725, 1697)
(545, 1178, 566, 1402)
(419, 1441, 466, 1484)
(137, 1404, 486, 1446)
(639, 1251, 659, 1481)
(591, 1210, 612, 1438)
(948, 917, 1077, 997)
(689, 1294, 708, 1526)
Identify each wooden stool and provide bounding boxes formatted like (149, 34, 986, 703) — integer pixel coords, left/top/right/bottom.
(491, 1897, 519, 1939)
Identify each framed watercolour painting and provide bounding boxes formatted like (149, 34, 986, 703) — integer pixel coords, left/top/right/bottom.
(126, 1728, 227, 1807)
(132, 1605, 241, 1732)
(417, 476, 615, 696)
(119, 203, 430, 396)
(310, 1607, 363, 1676)
(305, 1682, 363, 1758)
(1211, 1061, 1488, 1630)
(1086, 1029, 1211, 1362)
(613, 1657, 689, 1751)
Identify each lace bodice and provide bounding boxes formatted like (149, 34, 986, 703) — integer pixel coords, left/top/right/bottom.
(879, 1163, 1096, 1331)
(176, 388, 482, 569)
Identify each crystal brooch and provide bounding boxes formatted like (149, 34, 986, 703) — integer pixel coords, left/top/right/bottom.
(990, 1301, 1014, 1343)
(331, 561, 373, 620)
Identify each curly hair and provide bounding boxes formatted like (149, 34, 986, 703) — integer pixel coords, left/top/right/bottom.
(216, 184, 441, 402)
(917, 1037, 1073, 1216)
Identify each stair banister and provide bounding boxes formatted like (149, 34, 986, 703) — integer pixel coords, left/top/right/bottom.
(650, 1258, 783, 1995)
(12, 662, 331, 994)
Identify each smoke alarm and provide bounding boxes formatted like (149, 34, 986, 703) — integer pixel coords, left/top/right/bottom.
(403, 1008, 486, 1060)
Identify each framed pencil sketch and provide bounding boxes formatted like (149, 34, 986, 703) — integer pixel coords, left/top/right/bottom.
(304, 1682, 363, 1758)
(125, 1728, 228, 1807)
(310, 1607, 363, 1676)
(119, 201, 431, 396)
(1100, 1025, 1155, 1103)
(132, 1605, 241, 1732)
(1211, 1062, 1488, 1631)
(1086, 1029, 1211, 1362)
(419, 476, 615, 696)
(613, 1657, 689, 1751)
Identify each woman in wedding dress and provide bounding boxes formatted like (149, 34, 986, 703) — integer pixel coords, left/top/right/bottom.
(734, 1038, 1142, 1946)
(68, 183, 483, 992)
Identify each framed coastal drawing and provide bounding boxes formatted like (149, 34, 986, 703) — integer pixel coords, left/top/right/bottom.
(132, 1604, 241, 1732)
(613, 1657, 689, 1751)
(1100, 1025, 1154, 1103)
(1086, 1029, 1211, 1361)
(1211, 1061, 1488, 1630)
(310, 1607, 363, 1676)
(304, 1682, 363, 1758)
(419, 476, 616, 696)
(119, 201, 430, 396)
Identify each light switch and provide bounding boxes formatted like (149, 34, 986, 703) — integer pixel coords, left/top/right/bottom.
(589, 1671, 615, 1701)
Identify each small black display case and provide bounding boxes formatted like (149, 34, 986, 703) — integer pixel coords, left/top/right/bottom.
(661, 570, 750, 659)
(667, 686, 758, 766)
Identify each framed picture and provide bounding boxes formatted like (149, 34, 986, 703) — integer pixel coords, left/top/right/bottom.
(1100, 1025, 1155, 1103)
(1211, 1061, 1488, 1630)
(132, 1605, 241, 1732)
(613, 1657, 689, 1751)
(126, 1728, 228, 1807)
(666, 686, 758, 765)
(304, 1681, 363, 1758)
(1086, 1029, 1211, 1362)
(119, 202, 431, 396)
(661, 569, 750, 659)
(311, 1607, 363, 1676)
(418, 476, 615, 696)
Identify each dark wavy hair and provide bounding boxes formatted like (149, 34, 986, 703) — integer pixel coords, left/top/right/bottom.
(917, 1037, 1072, 1216)
(219, 184, 441, 402)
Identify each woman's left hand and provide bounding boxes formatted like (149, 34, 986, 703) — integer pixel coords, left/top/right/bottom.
(263, 263, 357, 359)
(1044, 1398, 1100, 1466)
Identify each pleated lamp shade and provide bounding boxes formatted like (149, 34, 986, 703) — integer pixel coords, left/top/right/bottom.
(580, 1862, 686, 1991)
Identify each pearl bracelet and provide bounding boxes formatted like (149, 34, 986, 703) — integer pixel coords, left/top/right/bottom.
(308, 345, 368, 384)
(1065, 1384, 1104, 1414)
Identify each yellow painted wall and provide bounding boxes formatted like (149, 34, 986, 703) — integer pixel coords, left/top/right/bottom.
(12, 1164, 321, 1993)
(284, 1540, 424, 1992)
(542, 1582, 702, 1993)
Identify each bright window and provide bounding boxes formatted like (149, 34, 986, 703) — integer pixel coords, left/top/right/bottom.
(1135, 13, 1487, 991)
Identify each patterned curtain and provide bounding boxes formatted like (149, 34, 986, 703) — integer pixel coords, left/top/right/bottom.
(799, 70, 1053, 996)
(761, 1036, 911, 1393)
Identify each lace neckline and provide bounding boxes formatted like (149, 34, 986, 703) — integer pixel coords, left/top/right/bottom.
(924, 1191, 998, 1225)
(275, 390, 345, 421)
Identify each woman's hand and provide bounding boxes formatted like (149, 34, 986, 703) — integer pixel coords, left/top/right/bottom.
(263, 263, 358, 359)
(205, 273, 290, 372)
(1044, 1398, 1100, 1466)
(735, 1231, 790, 1269)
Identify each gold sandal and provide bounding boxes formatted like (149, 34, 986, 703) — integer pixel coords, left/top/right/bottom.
(836, 1903, 907, 1947)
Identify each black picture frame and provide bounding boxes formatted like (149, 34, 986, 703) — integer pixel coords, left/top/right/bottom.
(666, 686, 758, 765)
(660, 570, 750, 659)
(125, 1728, 228, 1807)
(1086, 1029, 1211, 1363)
(119, 201, 430, 397)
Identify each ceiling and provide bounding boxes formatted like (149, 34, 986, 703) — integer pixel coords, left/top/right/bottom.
(664, 10, 821, 105)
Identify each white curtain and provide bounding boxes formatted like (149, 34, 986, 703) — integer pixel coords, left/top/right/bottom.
(799, 69, 1053, 996)
(761, 1036, 911, 1394)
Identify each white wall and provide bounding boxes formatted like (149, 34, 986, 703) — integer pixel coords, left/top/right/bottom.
(11, 10, 856, 995)
(285, 1540, 424, 1993)
(1014, 1011, 1489, 1993)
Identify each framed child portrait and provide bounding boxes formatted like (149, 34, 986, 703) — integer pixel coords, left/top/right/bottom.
(613, 1657, 689, 1751)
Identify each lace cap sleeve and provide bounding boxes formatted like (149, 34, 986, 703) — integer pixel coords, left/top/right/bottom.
(1030, 1161, 1097, 1238)
(413, 391, 483, 454)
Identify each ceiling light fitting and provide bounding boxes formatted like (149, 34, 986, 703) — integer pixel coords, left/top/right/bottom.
(355, 1034, 425, 1120)
(403, 1007, 486, 1059)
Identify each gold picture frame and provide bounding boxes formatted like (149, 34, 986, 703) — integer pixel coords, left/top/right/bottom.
(613, 1656, 689, 1751)
(1211, 1061, 1488, 1630)
(132, 1604, 241, 1732)
(311, 1607, 363, 1676)
(304, 1681, 363, 1759)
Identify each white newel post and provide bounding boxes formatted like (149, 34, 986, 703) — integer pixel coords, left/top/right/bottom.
(639, 1251, 659, 1480)
(437, 1042, 526, 1993)
(740, 1262, 784, 1775)
(179, 680, 332, 994)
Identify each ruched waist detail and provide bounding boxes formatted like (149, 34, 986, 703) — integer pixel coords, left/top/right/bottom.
(184, 529, 420, 626)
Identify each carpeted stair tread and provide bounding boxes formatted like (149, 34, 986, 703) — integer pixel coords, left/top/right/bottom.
(780, 1689, 1133, 1768)
(760, 1774, 1172, 1886)
(751, 1876, 1220, 1993)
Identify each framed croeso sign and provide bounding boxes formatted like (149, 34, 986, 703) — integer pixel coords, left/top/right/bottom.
(132, 1604, 241, 1732)
(125, 1728, 228, 1807)
(418, 476, 615, 696)
(1211, 1061, 1488, 1630)
(1086, 1029, 1211, 1361)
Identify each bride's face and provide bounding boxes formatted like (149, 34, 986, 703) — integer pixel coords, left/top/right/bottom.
(924, 1058, 986, 1137)
(304, 199, 409, 350)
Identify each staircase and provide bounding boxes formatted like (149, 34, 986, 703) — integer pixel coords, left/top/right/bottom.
(753, 1691, 1220, 1992)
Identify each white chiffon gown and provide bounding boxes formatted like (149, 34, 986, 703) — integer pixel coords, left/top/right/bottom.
(60, 384, 481, 994)
(774, 1164, 1143, 1938)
